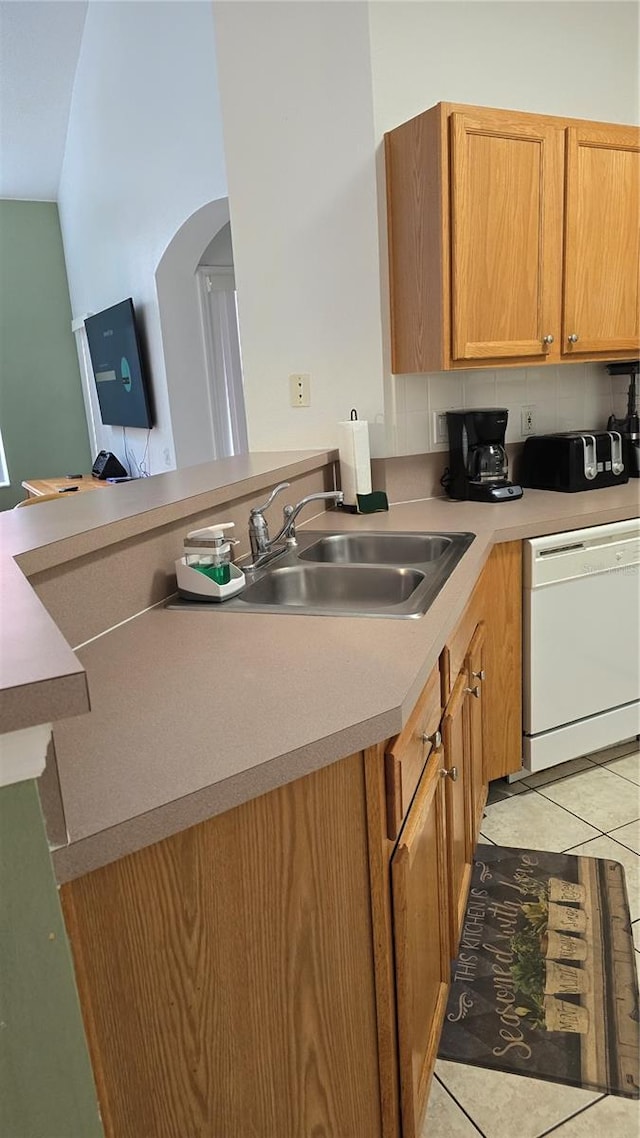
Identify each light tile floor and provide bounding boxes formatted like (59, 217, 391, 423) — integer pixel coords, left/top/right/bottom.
(423, 741, 640, 1138)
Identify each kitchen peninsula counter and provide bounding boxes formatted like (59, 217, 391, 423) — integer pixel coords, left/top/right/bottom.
(1, 452, 637, 881)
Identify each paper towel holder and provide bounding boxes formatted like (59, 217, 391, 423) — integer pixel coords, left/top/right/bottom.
(339, 408, 389, 514)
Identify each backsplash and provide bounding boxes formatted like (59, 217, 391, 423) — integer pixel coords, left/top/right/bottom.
(392, 362, 630, 455)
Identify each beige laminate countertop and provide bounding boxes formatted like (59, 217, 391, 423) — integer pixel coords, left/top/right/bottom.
(48, 477, 639, 882)
(0, 450, 337, 734)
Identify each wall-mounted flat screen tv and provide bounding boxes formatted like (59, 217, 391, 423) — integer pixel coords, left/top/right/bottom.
(85, 299, 154, 428)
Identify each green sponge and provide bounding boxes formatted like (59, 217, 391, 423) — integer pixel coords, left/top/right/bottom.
(341, 491, 389, 514)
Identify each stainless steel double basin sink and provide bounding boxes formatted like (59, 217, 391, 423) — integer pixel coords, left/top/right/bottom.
(173, 530, 475, 619)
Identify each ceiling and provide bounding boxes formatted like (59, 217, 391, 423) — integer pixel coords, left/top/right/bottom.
(0, 1, 88, 200)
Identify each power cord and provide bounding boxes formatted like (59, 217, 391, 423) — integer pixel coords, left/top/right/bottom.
(122, 427, 152, 478)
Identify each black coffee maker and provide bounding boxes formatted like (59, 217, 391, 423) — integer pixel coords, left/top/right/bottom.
(444, 408, 523, 502)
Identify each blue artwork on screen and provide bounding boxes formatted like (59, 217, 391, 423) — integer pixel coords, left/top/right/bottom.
(85, 299, 154, 428)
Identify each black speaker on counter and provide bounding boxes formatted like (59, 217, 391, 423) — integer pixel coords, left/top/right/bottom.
(91, 451, 128, 480)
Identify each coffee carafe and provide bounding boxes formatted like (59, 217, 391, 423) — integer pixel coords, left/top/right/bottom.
(444, 408, 523, 502)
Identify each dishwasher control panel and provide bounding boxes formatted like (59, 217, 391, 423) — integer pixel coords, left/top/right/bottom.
(524, 518, 640, 588)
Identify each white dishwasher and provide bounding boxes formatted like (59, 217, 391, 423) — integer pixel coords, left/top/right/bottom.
(523, 518, 640, 772)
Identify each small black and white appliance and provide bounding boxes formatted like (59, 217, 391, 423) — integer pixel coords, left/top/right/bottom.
(520, 430, 629, 492)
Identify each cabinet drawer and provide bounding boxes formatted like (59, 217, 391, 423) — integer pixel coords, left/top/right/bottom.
(385, 665, 442, 841)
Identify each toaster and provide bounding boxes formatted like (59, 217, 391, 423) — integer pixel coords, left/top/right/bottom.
(520, 431, 629, 492)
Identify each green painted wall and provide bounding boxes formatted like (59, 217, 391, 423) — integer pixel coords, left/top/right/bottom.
(0, 780, 103, 1138)
(0, 201, 91, 509)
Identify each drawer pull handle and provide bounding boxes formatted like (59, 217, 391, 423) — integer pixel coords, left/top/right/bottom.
(542, 334, 554, 346)
(465, 685, 481, 699)
(422, 729, 442, 749)
(472, 669, 485, 681)
(567, 333, 579, 344)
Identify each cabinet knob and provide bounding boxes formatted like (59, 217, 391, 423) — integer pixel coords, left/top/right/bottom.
(465, 685, 481, 699)
(440, 766, 458, 781)
(472, 669, 486, 681)
(422, 728, 442, 749)
(567, 333, 579, 344)
(542, 334, 554, 346)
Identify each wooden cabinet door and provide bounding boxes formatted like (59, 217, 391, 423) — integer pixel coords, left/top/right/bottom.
(391, 750, 450, 1138)
(442, 670, 473, 953)
(384, 663, 442, 841)
(450, 111, 563, 362)
(464, 623, 487, 850)
(563, 123, 640, 356)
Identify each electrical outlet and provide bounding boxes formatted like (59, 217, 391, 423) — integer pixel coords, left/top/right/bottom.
(432, 411, 449, 446)
(289, 373, 310, 407)
(521, 406, 537, 436)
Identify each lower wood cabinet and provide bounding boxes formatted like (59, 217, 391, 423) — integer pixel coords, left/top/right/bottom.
(390, 749, 450, 1138)
(61, 754, 385, 1138)
(382, 622, 489, 1138)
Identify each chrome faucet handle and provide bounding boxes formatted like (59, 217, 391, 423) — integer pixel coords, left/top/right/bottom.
(281, 503, 297, 543)
(250, 482, 291, 517)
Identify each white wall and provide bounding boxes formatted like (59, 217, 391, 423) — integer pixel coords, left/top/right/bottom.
(369, 1, 639, 135)
(368, 0, 640, 454)
(213, 1, 387, 457)
(58, 0, 228, 475)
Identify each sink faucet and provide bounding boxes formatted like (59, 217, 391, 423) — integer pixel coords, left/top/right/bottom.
(246, 483, 343, 571)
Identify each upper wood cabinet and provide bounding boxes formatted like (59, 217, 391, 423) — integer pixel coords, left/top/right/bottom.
(450, 112, 562, 363)
(385, 102, 640, 373)
(563, 123, 640, 356)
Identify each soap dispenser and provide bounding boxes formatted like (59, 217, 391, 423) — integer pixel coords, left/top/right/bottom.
(176, 522, 246, 601)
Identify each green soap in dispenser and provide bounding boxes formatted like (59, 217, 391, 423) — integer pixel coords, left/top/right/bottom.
(193, 561, 231, 585)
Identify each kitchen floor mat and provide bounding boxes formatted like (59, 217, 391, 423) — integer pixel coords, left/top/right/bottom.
(438, 844, 639, 1098)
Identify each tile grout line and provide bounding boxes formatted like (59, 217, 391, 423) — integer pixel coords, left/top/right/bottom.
(519, 751, 639, 794)
(527, 786, 614, 842)
(596, 766, 640, 789)
(533, 1093, 607, 1138)
(529, 761, 640, 797)
(533, 785, 634, 828)
(488, 784, 610, 845)
(605, 819, 640, 855)
(563, 826, 640, 859)
(483, 786, 639, 856)
(433, 1072, 488, 1137)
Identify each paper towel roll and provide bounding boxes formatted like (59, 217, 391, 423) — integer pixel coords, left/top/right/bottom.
(338, 417, 372, 506)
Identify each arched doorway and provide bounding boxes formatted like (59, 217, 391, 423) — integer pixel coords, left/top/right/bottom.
(156, 199, 248, 469)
